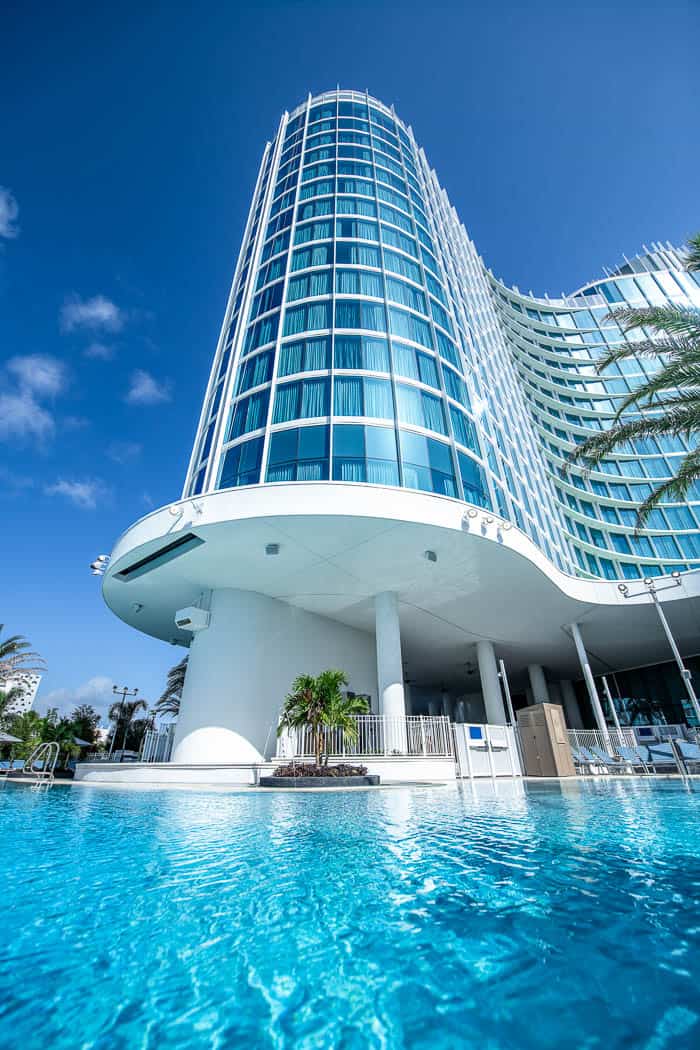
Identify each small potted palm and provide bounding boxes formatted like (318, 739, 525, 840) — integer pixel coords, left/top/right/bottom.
(262, 670, 379, 787)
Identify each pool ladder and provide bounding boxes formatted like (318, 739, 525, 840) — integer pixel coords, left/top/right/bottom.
(25, 742, 60, 783)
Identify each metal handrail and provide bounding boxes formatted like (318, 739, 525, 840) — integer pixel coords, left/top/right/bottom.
(25, 741, 59, 781)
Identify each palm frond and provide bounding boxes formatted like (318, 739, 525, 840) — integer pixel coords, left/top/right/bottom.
(609, 364, 700, 420)
(569, 407, 700, 466)
(605, 304, 700, 342)
(685, 233, 700, 272)
(634, 448, 700, 528)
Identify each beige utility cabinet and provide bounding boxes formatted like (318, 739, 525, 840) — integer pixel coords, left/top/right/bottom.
(517, 702, 576, 777)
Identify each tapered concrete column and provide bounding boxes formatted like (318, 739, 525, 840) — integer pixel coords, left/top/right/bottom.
(375, 591, 405, 717)
(569, 622, 609, 738)
(455, 700, 466, 723)
(528, 664, 550, 705)
(560, 680, 584, 729)
(428, 700, 440, 716)
(476, 641, 507, 725)
(441, 692, 454, 720)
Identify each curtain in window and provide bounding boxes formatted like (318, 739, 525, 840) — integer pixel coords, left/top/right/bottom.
(250, 352, 272, 388)
(273, 383, 299, 424)
(366, 460, 399, 486)
(297, 461, 325, 481)
(418, 354, 438, 388)
(305, 338, 329, 371)
(292, 248, 310, 272)
(336, 460, 366, 482)
(421, 393, 446, 434)
(309, 271, 330, 297)
(384, 250, 420, 283)
(360, 302, 386, 332)
(450, 407, 474, 449)
(283, 306, 306, 337)
(393, 343, 419, 381)
(396, 385, 423, 427)
(408, 314, 432, 348)
(364, 339, 390, 372)
(336, 270, 359, 295)
(287, 276, 307, 301)
(300, 378, 328, 418)
(244, 391, 268, 433)
(267, 464, 295, 482)
(279, 343, 303, 377)
(364, 379, 392, 419)
(335, 337, 361, 369)
(360, 271, 383, 298)
(311, 244, 331, 267)
(336, 301, 360, 329)
(436, 332, 459, 366)
(334, 377, 363, 416)
(307, 301, 330, 331)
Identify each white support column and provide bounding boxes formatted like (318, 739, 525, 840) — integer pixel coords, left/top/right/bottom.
(476, 641, 507, 725)
(441, 691, 454, 720)
(560, 680, 584, 729)
(527, 664, 550, 705)
(375, 591, 406, 717)
(569, 622, 610, 741)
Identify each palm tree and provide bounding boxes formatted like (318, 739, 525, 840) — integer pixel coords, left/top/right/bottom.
(0, 685, 23, 728)
(569, 233, 700, 527)
(108, 697, 148, 753)
(324, 688, 370, 754)
(154, 657, 187, 719)
(0, 624, 46, 679)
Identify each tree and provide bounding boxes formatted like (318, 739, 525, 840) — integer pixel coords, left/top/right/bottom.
(276, 670, 365, 765)
(154, 657, 187, 719)
(108, 698, 148, 752)
(569, 233, 700, 527)
(6, 710, 45, 759)
(0, 624, 46, 679)
(71, 704, 101, 746)
(324, 688, 370, 753)
(0, 685, 24, 728)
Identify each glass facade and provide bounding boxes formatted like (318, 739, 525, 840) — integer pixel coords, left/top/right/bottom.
(185, 90, 700, 584)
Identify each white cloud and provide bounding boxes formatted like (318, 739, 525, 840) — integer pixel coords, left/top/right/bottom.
(0, 186, 19, 239)
(84, 342, 114, 361)
(61, 294, 123, 332)
(125, 369, 171, 405)
(107, 440, 142, 463)
(45, 477, 110, 510)
(0, 390, 54, 440)
(0, 466, 34, 490)
(7, 353, 66, 397)
(39, 675, 114, 720)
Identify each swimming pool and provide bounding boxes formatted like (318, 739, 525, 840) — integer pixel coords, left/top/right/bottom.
(1, 779, 699, 1049)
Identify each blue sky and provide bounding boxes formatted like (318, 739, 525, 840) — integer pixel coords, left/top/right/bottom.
(2, 0, 698, 722)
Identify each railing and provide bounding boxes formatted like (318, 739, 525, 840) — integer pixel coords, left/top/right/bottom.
(140, 725, 175, 763)
(277, 715, 454, 759)
(568, 725, 693, 757)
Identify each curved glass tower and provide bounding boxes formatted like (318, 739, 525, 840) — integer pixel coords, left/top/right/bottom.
(184, 90, 700, 584)
(98, 90, 700, 774)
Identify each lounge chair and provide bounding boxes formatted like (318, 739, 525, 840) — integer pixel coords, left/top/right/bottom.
(617, 746, 651, 773)
(676, 740, 700, 772)
(577, 745, 619, 774)
(645, 743, 679, 773)
(0, 759, 25, 776)
(571, 746, 595, 774)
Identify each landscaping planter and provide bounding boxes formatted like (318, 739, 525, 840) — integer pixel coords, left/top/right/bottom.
(259, 774, 380, 788)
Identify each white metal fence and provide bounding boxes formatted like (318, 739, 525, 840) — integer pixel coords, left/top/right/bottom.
(277, 714, 453, 759)
(140, 725, 175, 763)
(568, 724, 693, 758)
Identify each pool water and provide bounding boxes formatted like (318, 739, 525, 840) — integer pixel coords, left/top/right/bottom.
(1, 779, 699, 1049)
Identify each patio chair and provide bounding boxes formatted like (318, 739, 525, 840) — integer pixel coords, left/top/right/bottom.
(0, 758, 25, 776)
(577, 746, 616, 774)
(617, 746, 651, 773)
(588, 745, 627, 773)
(570, 746, 594, 774)
(645, 743, 680, 773)
(676, 740, 700, 772)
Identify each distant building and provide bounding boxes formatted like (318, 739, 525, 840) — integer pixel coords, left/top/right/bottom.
(1, 672, 42, 716)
